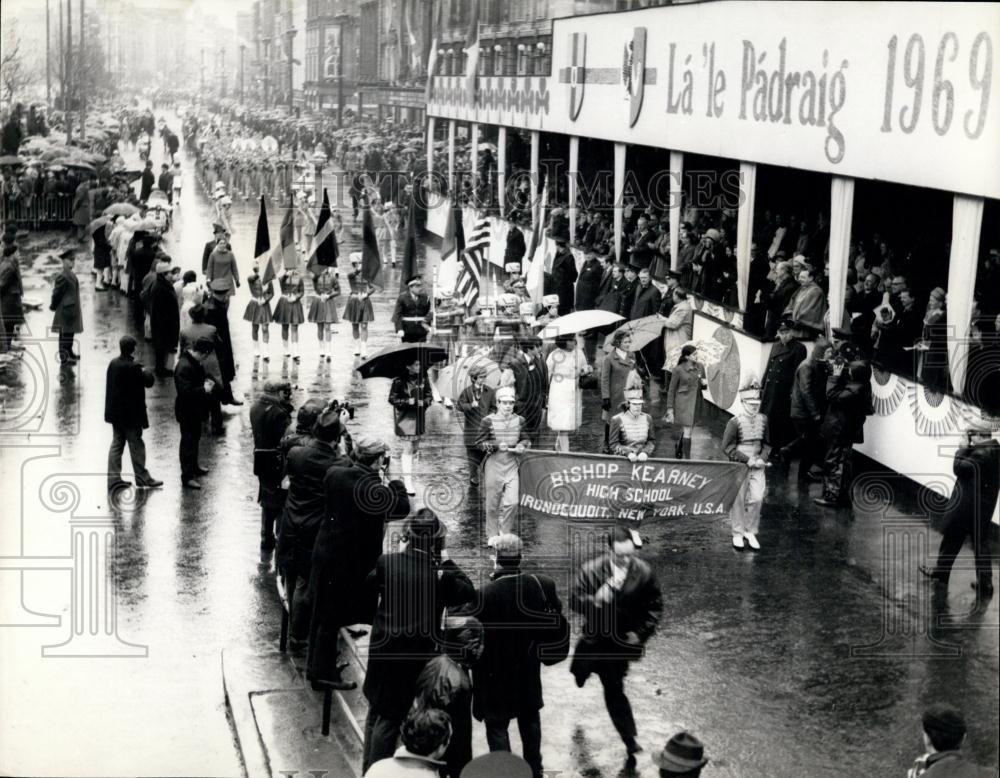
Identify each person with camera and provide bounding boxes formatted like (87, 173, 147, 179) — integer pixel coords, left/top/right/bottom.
(278, 408, 348, 646)
(249, 380, 293, 550)
(306, 434, 410, 693)
(361, 509, 474, 774)
(570, 526, 662, 765)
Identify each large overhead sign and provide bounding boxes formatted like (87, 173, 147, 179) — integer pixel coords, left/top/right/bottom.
(428, 1, 1000, 198)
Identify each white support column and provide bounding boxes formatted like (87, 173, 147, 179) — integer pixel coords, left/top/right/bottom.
(497, 125, 507, 213)
(447, 119, 456, 195)
(426, 116, 435, 179)
(946, 194, 984, 394)
(827, 176, 856, 334)
(568, 135, 579, 242)
(530, 130, 540, 193)
(613, 142, 626, 263)
(736, 161, 757, 310)
(470, 122, 480, 190)
(669, 151, 683, 271)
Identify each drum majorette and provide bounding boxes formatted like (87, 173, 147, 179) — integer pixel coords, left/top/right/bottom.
(722, 379, 770, 550)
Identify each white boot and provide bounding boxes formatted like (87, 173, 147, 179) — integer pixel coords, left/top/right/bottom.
(732, 533, 745, 549)
(401, 450, 414, 495)
(253, 340, 261, 358)
(261, 340, 270, 361)
(282, 339, 290, 357)
(292, 341, 300, 361)
(744, 532, 760, 550)
(353, 340, 361, 357)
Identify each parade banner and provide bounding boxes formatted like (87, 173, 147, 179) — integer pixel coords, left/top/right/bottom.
(518, 451, 747, 523)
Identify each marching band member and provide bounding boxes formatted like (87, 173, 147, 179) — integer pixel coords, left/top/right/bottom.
(308, 266, 341, 362)
(273, 268, 306, 361)
(722, 379, 771, 550)
(343, 252, 376, 358)
(608, 388, 656, 461)
(476, 385, 531, 545)
(243, 261, 275, 361)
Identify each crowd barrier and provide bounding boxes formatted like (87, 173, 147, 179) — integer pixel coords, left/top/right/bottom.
(0, 195, 75, 230)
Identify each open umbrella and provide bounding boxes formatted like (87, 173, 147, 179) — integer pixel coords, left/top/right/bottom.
(40, 148, 67, 162)
(0, 155, 25, 167)
(603, 314, 666, 351)
(62, 160, 97, 173)
(87, 216, 110, 234)
(538, 310, 624, 339)
(103, 202, 140, 217)
(663, 339, 726, 370)
(147, 190, 170, 209)
(356, 343, 448, 380)
(261, 136, 278, 153)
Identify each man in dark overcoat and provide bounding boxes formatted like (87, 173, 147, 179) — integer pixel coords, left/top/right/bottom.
(105, 334, 162, 490)
(50, 250, 83, 364)
(173, 337, 215, 489)
(472, 534, 563, 778)
(760, 317, 807, 450)
(204, 285, 241, 405)
(921, 417, 1000, 595)
(575, 250, 604, 312)
(549, 236, 578, 316)
(631, 267, 664, 378)
(307, 435, 410, 689)
(250, 380, 293, 550)
(456, 365, 496, 486)
(360, 510, 473, 774)
(148, 261, 179, 377)
(139, 160, 155, 202)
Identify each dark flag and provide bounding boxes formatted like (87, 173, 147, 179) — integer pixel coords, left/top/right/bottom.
(255, 197, 274, 283)
(361, 195, 382, 285)
(399, 195, 419, 293)
(308, 188, 338, 274)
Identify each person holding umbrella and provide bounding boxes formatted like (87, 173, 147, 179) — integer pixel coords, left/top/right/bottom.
(601, 331, 641, 453)
(389, 357, 435, 495)
(344, 252, 375, 358)
(545, 335, 592, 452)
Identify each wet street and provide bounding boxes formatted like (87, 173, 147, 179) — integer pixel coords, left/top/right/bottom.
(1, 115, 997, 778)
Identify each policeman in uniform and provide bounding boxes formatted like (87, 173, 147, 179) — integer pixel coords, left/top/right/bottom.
(391, 275, 431, 343)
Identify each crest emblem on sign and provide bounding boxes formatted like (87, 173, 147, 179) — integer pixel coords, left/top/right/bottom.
(567, 32, 586, 121)
(621, 27, 647, 127)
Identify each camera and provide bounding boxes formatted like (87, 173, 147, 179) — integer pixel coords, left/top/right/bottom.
(327, 398, 355, 420)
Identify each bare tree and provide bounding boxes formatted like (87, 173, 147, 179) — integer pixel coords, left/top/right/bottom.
(1, 32, 29, 108)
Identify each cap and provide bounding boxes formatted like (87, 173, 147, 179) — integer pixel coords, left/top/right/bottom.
(155, 261, 171, 273)
(704, 228, 721, 242)
(655, 731, 709, 773)
(406, 275, 423, 286)
(542, 294, 559, 307)
(58, 249, 76, 260)
(739, 377, 761, 398)
(495, 386, 516, 402)
(504, 262, 521, 274)
(212, 222, 226, 233)
(353, 434, 390, 458)
(263, 379, 292, 393)
(499, 293, 520, 307)
(349, 251, 362, 264)
(518, 302, 536, 317)
(312, 408, 344, 442)
(777, 316, 795, 332)
(624, 388, 644, 403)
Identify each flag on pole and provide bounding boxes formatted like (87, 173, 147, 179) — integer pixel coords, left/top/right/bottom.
(399, 196, 419, 293)
(464, 3, 481, 101)
(307, 189, 338, 274)
(254, 194, 271, 262)
(455, 215, 491, 308)
(424, 0, 442, 101)
(361, 195, 382, 285)
(436, 200, 466, 294)
(265, 195, 298, 283)
(524, 177, 549, 308)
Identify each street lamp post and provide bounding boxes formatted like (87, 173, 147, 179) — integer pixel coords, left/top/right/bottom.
(220, 47, 227, 98)
(286, 28, 296, 112)
(239, 44, 246, 103)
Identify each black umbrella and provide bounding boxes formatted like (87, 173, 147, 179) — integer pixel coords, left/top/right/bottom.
(356, 343, 448, 380)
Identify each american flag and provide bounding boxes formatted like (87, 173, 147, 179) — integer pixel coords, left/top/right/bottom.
(455, 216, 491, 308)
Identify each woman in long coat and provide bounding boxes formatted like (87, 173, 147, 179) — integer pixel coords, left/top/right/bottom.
(243, 261, 274, 360)
(0, 244, 25, 350)
(389, 359, 434, 495)
(307, 266, 341, 361)
(545, 335, 592, 452)
(600, 331, 643, 451)
(205, 237, 241, 298)
(665, 344, 706, 459)
(92, 221, 113, 290)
